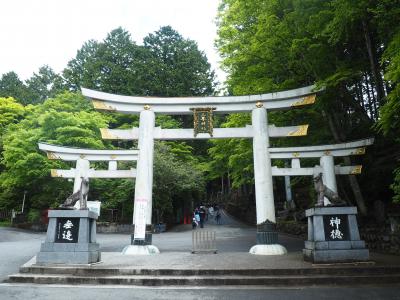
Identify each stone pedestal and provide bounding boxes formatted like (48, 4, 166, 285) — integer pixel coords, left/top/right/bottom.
(249, 221, 287, 255)
(303, 206, 369, 263)
(36, 210, 100, 264)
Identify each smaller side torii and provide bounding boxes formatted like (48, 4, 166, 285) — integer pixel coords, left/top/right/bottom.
(269, 138, 374, 206)
(38, 143, 138, 208)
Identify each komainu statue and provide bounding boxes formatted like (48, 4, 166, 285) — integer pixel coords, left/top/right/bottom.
(59, 177, 89, 209)
(313, 173, 346, 207)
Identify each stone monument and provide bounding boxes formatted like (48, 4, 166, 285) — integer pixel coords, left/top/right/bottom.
(36, 188, 100, 264)
(303, 206, 369, 263)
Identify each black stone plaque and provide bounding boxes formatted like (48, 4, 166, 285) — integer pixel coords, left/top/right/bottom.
(323, 215, 349, 241)
(55, 217, 80, 243)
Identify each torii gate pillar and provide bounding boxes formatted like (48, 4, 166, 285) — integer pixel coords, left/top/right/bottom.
(73, 158, 90, 193)
(320, 155, 337, 206)
(250, 106, 287, 255)
(129, 108, 159, 253)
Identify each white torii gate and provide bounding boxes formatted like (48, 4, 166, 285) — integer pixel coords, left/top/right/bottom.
(82, 85, 319, 255)
(38, 143, 138, 197)
(269, 138, 374, 205)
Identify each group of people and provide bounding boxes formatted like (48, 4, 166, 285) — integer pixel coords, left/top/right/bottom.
(192, 204, 222, 229)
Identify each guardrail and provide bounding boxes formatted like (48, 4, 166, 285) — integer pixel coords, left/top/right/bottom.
(192, 230, 217, 254)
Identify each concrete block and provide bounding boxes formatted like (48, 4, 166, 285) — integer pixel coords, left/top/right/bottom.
(351, 240, 366, 249)
(306, 206, 357, 217)
(48, 209, 98, 219)
(327, 241, 352, 250)
(304, 241, 329, 250)
(348, 215, 361, 240)
(36, 250, 100, 264)
(37, 213, 101, 264)
(304, 248, 369, 263)
(313, 216, 325, 241)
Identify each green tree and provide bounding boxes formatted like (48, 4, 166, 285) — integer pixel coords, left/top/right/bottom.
(0, 72, 28, 104)
(25, 65, 65, 104)
(63, 27, 148, 95)
(0, 92, 111, 210)
(143, 26, 216, 97)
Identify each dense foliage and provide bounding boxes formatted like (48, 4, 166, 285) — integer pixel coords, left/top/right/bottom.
(212, 0, 400, 214)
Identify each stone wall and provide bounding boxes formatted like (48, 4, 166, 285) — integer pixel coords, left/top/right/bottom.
(360, 227, 400, 255)
(96, 222, 134, 233)
(277, 220, 307, 239)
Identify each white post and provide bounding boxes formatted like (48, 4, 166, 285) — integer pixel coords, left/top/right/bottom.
(123, 108, 160, 254)
(252, 106, 275, 224)
(284, 161, 293, 206)
(320, 155, 337, 206)
(108, 161, 117, 171)
(73, 158, 90, 209)
(249, 106, 286, 255)
(133, 109, 155, 229)
(74, 159, 90, 193)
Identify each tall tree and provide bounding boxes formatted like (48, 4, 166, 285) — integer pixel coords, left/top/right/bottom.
(25, 65, 64, 104)
(0, 72, 28, 104)
(143, 26, 216, 96)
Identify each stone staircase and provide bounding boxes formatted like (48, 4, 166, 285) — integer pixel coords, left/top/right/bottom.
(7, 264, 400, 286)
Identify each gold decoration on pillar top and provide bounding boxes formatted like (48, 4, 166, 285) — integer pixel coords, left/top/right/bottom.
(190, 107, 216, 137)
(143, 104, 151, 110)
(292, 152, 300, 158)
(79, 154, 86, 159)
(47, 152, 59, 160)
(324, 150, 331, 155)
(354, 147, 366, 155)
(50, 169, 61, 177)
(100, 128, 117, 140)
(255, 101, 264, 108)
(110, 155, 117, 160)
(351, 165, 362, 175)
(92, 99, 116, 111)
(287, 124, 309, 136)
(291, 94, 316, 107)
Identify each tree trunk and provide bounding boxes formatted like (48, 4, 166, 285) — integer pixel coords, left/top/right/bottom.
(323, 108, 368, 216)
(227, 170, 231, 193)
(365, 75, 378, 120)
(362, 19, 385, 106)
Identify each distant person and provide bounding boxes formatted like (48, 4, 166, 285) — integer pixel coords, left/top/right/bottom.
(215, 210, 221, 225)
(194, 208, 201, 226)
(208, 206, 214, 217)
(199, 206, 206, 228)
(192, 216, 198, 229)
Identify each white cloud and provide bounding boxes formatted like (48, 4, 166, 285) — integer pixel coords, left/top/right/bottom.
(0, 0, 226, 84)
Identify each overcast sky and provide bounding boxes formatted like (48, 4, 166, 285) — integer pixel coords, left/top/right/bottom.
(0, 0, 226, 84)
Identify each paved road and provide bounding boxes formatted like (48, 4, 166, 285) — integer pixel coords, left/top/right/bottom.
(1, 213, 400, 300)
(0, 284, 399, 300)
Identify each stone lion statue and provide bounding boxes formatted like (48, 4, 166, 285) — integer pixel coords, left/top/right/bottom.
(313, 172, 346, 207)
(59, 177, 89, 209)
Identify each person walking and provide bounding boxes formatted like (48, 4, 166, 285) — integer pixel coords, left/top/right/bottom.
(215, 210, 221, 225)
(199, 206, 206, 228)
(194, 208, 201, 228)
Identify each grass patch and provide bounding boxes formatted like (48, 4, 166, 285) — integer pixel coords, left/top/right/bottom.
(0, 220, 11, 227)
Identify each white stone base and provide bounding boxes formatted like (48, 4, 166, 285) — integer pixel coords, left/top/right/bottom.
(249, 244, 287, 255)
(121, 245, 160, 255)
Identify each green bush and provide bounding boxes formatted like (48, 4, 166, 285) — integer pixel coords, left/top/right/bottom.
(27, 209, 40, 223)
